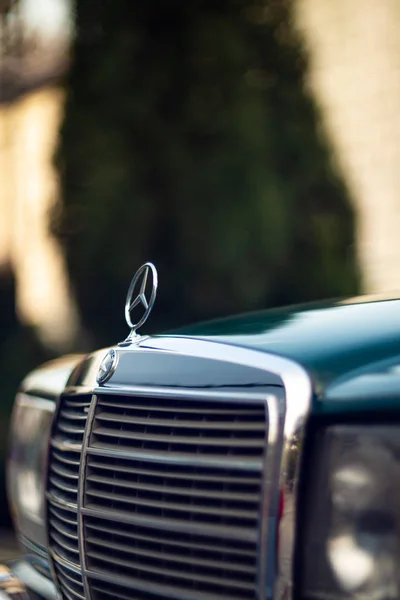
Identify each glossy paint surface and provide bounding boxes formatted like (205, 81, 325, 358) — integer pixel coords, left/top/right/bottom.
(169, 296, 400, 405)
(22, 295, 400, 411)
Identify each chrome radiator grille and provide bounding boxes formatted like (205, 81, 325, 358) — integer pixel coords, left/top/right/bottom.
(81, 392, 268, 600)
(47, 393, 91, 600)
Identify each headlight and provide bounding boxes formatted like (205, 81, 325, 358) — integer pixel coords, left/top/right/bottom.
(7, 393, 54, 549)
(301, 425, 400, 599)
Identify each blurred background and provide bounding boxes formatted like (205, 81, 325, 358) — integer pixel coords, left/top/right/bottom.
(1, 0, 400, 546)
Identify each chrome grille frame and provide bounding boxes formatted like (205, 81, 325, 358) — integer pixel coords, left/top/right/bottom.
(41, 337, 312, 600)
(79, 387, 275, 600)
(78, 390, 98, 600)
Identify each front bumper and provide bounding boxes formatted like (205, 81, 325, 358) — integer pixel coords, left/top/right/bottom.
(0, 560, 57, 600)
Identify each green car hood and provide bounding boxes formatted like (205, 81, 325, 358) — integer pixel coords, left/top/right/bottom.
(171, 296, 400, 411)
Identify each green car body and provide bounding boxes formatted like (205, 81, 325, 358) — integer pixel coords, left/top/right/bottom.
(5, 291, 400, 600)
(176, 295, 400, 413)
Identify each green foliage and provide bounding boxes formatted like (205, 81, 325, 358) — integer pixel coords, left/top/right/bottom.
(55, 0, 359, 347)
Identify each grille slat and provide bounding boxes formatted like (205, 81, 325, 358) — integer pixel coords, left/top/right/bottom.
(49, 518, 78, 541)
(95, 410, 264, 431)
(52, 449, 81, 466)
(51, 462, 80, 480)
(87, 456, 260, 485)
(51, 537, 80, 565)
(48, 488, 78, 507)
(89, 581, 158, 600)
(87, 550, 255, 593)
(51, 437, 82, 453)
(84, 393, 267, 600)
(58, 422, 87, 437)
(88, 572, 248, 600)
(56, 573, 85, 600)
(85, 518, 256, 558)
(92, 426, 264, 447)
(54, 561, 85, 600)
(86, 472, 260, 502)
(64, 399, 92, 408)
(60, 409, 89, 421)
(49, 505, 79, 527)
(47, 491, 78, 512)
(85, 487, 258, 522)
(83, 506, 257, 542)
(50, 474, 79, 495)
(89, 444, 263, 469)
(57, 582, 84, 600)
(51, 530, 81, 557)
(86, 535, 256, 576)
(97, 399, 260, 415)
(47, 393, 91, 600)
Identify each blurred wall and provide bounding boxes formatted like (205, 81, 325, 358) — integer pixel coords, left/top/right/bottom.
(294, 0, 400, 294)
(0, 86, 79, 351)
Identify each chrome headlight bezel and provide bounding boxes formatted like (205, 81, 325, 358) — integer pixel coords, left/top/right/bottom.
(7, 392, 55, 550)
(298, 420, 400, 600)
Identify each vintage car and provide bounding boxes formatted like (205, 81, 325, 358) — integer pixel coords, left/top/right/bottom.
(3, 262, 400, 600)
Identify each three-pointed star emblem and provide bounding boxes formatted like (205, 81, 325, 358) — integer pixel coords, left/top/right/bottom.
(129, 266, 150, 312)
(124, 262, 158, 334)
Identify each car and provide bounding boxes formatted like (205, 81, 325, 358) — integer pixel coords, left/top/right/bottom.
(3, 262, 400, 600)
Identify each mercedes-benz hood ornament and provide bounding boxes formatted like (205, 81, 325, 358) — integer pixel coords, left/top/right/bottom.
(120, 262, 158, 345)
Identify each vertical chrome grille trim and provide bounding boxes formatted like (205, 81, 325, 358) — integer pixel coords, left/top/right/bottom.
(258, 392, 282, 600)
(78, 393, 97, 600)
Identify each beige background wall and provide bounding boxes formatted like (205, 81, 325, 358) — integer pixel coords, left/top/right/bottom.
(294, 0, 400, 294)
(0, 87, 79, 350)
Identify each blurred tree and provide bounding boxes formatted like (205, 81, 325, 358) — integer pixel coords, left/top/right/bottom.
(55, 0, 359, 347)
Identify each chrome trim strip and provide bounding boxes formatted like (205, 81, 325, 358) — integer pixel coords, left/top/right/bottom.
(50, 550, 82, 575)
(95, 385, 277, 401)
(50, 438, 82, 453)
(45, 492, 77, 513)
(258, 392, 283, 599)
(78, 394, 97, 600)
(86, 445, 263, 470)
(137, 337, 311, 415)
(81, 504, 258, 543)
